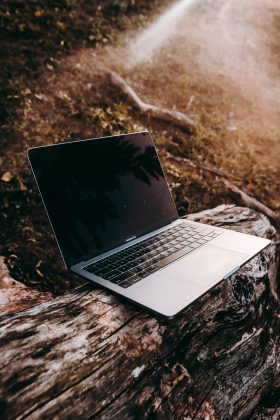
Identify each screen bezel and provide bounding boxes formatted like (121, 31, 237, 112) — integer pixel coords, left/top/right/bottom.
(27, 131, 178, 268)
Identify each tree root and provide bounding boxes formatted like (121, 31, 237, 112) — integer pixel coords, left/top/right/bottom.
(223, 179, 280, 229)
(107, 69, 197, 134)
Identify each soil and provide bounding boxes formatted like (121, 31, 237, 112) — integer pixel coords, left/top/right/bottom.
(0, 0, 279, 295)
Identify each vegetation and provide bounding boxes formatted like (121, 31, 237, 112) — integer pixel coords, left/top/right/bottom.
(0, 0, 279, 294)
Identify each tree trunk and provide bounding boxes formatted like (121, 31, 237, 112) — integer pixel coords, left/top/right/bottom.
(0, 205, 279, 419)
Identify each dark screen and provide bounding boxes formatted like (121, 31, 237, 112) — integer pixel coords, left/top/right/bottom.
(28, 132, 178, 267)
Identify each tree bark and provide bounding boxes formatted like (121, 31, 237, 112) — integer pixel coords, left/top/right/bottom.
(0, 205, 279, 419)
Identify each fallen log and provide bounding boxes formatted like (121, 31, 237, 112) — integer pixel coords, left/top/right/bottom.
(107, 70, 197, 134)
(0, 257, 53, 317)
(0, 205, 279, 419)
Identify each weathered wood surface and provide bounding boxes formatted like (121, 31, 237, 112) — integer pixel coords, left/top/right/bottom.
(0, 205, 279, 419)
(107, 70, 197, 134)
(0, 257, 53, 317)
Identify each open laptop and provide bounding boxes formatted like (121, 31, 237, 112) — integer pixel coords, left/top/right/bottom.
(28, 131, 270, 318)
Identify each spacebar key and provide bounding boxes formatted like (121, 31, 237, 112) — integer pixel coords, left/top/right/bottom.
(156, 246, 194, 268)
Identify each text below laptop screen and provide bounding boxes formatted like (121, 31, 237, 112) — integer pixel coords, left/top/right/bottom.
(28, 132, 178, 268)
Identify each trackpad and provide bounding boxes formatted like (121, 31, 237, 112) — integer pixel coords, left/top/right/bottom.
(162, 244, 248, 289)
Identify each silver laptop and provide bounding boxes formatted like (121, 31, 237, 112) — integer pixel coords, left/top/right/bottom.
(28, 131, 270, 318)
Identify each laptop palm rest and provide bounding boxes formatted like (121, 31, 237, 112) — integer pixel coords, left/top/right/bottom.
(162, 244, 248, 289)
(126, 244, 248, 317)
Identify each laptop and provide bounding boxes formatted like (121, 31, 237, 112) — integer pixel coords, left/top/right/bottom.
(27, 131, 270, 318)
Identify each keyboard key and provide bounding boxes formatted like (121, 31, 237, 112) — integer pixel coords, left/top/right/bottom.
(127, 275, 142, 285)
(98, 268, 112, 276)
(156, 246, 194, 268)
(188, 242, 201, 249)
(169, 247, 177, 253)
(95, 261, 107, 268)
(145, 266, 158, 275)
(108, 263, 120, 270)
(192, 226, 205, 232)
(102, 270, 122, 280)
(200, 228, 214, 235)
(135, 257, 145, 264)
(203, 235, 214, 241)
(138, 262, 150, 270)
(134, 266, 145, 274)
(110, 273, 130, 284)
(160, 251, 169, 258)
(119, 280, 131, 288)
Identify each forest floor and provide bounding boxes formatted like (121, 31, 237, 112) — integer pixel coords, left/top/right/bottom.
(1, 0, 280, 294)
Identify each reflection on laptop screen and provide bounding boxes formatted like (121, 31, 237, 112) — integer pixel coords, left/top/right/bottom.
(28, 132, 178, 267)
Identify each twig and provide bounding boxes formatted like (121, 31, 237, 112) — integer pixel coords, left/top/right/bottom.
(186, 95, 195, 110)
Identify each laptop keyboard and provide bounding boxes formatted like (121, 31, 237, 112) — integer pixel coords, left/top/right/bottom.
(83, 222, 222, 289)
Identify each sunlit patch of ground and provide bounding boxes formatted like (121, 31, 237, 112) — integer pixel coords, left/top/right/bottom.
(109, 0, 280, 212)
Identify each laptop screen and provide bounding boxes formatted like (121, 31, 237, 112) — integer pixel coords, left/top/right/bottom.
(28, 132, 178, 268)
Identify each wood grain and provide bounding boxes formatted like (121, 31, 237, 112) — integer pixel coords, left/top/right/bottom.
(0, 205, 279, 419)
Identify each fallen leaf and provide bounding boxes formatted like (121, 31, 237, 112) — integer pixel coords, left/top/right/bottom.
(1, 171, 13, 182)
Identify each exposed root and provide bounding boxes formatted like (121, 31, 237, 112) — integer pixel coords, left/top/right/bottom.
(223, 180, 280, 229)
(107, 69, 197, 134)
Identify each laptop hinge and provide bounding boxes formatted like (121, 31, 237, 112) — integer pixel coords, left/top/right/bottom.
(72, 218, 179, 270)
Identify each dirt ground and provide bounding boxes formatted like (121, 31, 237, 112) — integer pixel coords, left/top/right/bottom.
(0, 0, 279, 295)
